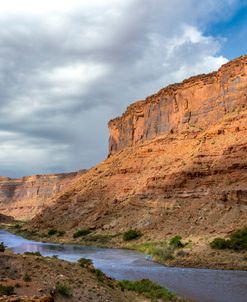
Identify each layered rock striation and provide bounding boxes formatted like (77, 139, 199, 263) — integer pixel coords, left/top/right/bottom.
(0, 172, 84, 220)
(109, 55, 247, 154)
(29, 55, 247, 240)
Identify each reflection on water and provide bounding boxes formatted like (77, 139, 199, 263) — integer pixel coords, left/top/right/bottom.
(1, 229, 247, 302)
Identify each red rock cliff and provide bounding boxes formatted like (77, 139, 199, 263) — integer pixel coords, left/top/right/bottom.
(0, 172, 84, 220)
(109, 55, 247, 154)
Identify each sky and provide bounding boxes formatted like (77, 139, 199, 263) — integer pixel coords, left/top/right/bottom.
(0, 0, 246, 178)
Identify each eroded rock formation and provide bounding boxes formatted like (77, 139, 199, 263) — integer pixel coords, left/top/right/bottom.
(28, 55, 247, 240)
(0, 172, 84, 220)
(109, 55, 247, 154)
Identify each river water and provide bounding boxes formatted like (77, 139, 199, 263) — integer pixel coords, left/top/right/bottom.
(0, 230, 247, 302)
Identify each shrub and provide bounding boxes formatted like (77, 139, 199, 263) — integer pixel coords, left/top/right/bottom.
(78, 258, 93, 268)
(0, 242, 5, 252)
(48, 229, 57, 236)
(210, 238, 228, 250)
(228, 227, 247, 251)
(169, 235, 184, 249)
(55, 282, 72, 297)
(210, 227, 247, 251)
(13, 223, 21, 229)
(118, 279, 175, 301)
(93, 269, 105, 282)
(23, 272, 31, 282)
(123, 230, 141, 241)
(24, 251, 42, 256)
(57, 230, 65, 237)
(73, 229, 91, 238)
(0, 284, 14, 296)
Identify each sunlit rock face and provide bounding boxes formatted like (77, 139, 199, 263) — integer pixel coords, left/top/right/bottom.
(27, 55, 247, 240)
(109, 55, 247, 154)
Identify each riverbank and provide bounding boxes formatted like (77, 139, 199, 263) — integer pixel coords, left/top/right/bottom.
(3, 221, 247, 272)
(0, 248, 191, 302)
(1, 228, 247, 302)
(0, 249, 141, 302)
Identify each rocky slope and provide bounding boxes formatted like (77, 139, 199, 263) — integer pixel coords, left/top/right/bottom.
(0, 250, 147, 302)
(27, 56, 247, 245)
(0, 172, 84, 220)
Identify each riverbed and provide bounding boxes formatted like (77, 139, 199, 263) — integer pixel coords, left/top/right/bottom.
(1, 230, 247, 302)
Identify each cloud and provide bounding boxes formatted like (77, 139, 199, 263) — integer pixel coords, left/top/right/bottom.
(0, 0, 243, 177)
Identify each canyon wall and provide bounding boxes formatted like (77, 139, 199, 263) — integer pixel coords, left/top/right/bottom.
(109, 55, 247, 154)
(0, 172, 84, 220)
(29, 55, 247, 240)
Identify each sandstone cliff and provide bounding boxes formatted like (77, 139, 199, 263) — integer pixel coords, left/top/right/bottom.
(0, 172, 84, 220)
(27, 55, 247, 242)
(109, 55, 247, 154)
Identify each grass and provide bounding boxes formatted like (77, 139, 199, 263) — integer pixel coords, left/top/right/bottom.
(0, 284, 14, 296)
(55, 282, 72, 297)
(73, 228, 92, 238)
(129, 241, 175, 262)
(123, 230, 142, 241)
(210, 227, 247, 251)
(24, 251, 42, 256)
(118, 279, 175, 301)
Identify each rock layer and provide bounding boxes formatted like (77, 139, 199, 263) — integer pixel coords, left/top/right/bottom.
(109, 55, 247, 154)
(0, 172, 84, 220)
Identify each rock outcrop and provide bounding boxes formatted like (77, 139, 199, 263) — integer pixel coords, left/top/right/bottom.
(109, 55, 247, 154)
(0, 172, 84, 220)
(27, 55, 247, 241)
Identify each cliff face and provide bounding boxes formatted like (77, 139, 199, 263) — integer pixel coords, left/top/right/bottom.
(28, 55, 247, 241)
(109, 56, 247, 154)
(0, 172, 84, 220)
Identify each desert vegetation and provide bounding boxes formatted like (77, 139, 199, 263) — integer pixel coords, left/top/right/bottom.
(0, 284, 14, 296)
(118, 278, 176, 301)
(123, 229, 142, 241)
(73, 228, 91, 238)
(210, 227, 247, 251)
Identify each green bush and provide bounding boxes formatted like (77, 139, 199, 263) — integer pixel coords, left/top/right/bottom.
(93, 268, 105, 282)
(23, 272, 31, 282)
(78, 258, 93, 268)
(210, 238, 228, 249)
(57, 230, 65, 237)
(123, 230, 141, 241)
(73, 229, 91, 238)
(48, 229, 57, 236)
(55, 282, 72, 297)
(169, 236, 184, 249)
(0, 284, 14, 296)
(118, 279, 175, 301)
(24, 251, 42, 256)
(13, 223, 21, 229)
(0, 242, 5, 252)
(228, 227, 247, 250)
(210, 227, 247, 251)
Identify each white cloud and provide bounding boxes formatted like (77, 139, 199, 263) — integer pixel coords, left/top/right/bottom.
(0, 0, 242, 177)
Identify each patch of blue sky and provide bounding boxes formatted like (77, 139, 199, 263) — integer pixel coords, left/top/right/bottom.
(206, 2, 247, 59)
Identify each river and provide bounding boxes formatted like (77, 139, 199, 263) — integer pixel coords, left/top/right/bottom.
(0, 230, 247, 302)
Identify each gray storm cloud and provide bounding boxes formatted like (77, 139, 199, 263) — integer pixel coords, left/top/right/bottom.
(0, 0, 241, 177)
